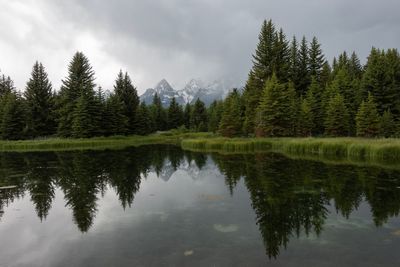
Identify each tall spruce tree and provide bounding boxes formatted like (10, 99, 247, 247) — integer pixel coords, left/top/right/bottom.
(243, 70, 264, 135)
(288, 36, 300, 86)
(93, 87, 107, 136)
(252, 19, 277, 85)
(24, 62, 55, 137)
(380, 109, 396, 137)
(58, 52, 98, 137)
(348, 52, 363, 79)
(167, 97, 183, 129)
(324, 93, 350, 137)
(255, 74, 296, 137)
(329, 68, 357, 134)
(0, 74, 14, 98)
(135, 102, 153, 135)
(219, 89, 244, 137)
(355, 93, 380, 137)
(273, 28, 290, 82)
(297, 97, 314, 137)
(308, 37, 325, 82)
(150, 93, 167, 131)
(297, 36, 310, 95)
(243, 20, 277, 135)
(320, 61, 332, 88)
(361, 48, 385, 113)
(0, 92, 26, 140)
(208, 100, 224, 133)
(306, 77, 324, 135)
(190, 98, 208, 132)
(0, 74, 16, 130)
(104, 93, 128, 136)
(183, 103, 191, 129)
(114, 70, 140, 134)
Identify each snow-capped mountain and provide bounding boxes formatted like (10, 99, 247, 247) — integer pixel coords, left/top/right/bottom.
(140, 78, 236, 107)
(140, 79, 184, 106)
(179, 79, 206, 104)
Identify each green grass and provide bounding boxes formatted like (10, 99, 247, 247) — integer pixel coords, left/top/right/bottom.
(181, 137, 400, 166)
(0, 132, 214, 152)
(2, 133, 400, 168)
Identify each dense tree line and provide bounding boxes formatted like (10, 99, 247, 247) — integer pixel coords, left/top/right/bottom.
(238, 19, 400, 138)
(1, 19, 399, 139)
(0, 53, 213, 139)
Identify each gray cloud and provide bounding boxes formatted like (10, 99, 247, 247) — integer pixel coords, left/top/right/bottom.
(0, 0, 399, 94)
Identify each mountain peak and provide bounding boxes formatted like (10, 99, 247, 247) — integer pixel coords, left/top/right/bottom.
(140, 78, 237, 107)
(154, 79, 174, 93)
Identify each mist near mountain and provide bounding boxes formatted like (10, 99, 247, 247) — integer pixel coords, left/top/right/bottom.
(140, 78, 237, 106)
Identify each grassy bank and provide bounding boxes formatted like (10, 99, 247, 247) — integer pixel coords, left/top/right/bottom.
(181, 137, 400, 165)
(2, 133, 400, 167)
(0, 132, 213, 152)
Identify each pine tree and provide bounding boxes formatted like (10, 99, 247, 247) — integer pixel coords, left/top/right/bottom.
(336, 52, 350, 75)
(243, 20, 277, 135)
(297, 97, 314, 137)
(207, 100, 224, 133)
(348, 52, 363, 79)
(320, 61, 332, 88)
(114, 70, 140, 134)
(24, 61, 56, 137)
(58, 52, 97, 137)
(356, 93, 380, 137)
(150, 93, 167, 131)
(93, 87, 107, 136)
(167, 97, 183, 129)
(71, 92, 98, 138)
(328, 68, 357, 134)
(183, 103, 191, 129)
(273, 28, 290, 82)
(288, 36, 300, 86)
(135, 102, 153, 135)
(255, 74, 296, 137)
(308, 37, 325, 82)
(297, 36, 310, 95)
(0, 74, 14, 98)
(324, 93, 350, 136)
(306, 77, 324, 135)
(219, 89, 244, 137)
(252, 19, 277, 85)
(380, 109, 396, 138)
(104, 94, 128, 136)
(190, 98, 208, 132)
(0, 92, 26, 140)
(0, 74, 16, 130)
(243, 70, 264, 135)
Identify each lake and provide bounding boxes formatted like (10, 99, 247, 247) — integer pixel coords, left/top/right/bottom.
(0, 145, 400, 266)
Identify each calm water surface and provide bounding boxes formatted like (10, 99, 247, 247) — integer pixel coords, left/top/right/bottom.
(0, 145, 400, 266)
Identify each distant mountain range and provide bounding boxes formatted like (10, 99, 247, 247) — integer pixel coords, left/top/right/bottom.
(140, 78, 237, 106)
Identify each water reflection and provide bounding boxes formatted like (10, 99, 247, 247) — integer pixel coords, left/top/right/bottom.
(0, 146, 400, 260)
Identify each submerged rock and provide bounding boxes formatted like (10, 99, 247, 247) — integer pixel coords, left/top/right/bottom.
(391, 229, 400, 236)
(184, 250, 194, 256)
(213, 224, 239, 233)
(198, 194, 224, 201)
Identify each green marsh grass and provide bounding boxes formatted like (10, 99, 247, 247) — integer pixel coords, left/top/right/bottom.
(181, 137, 400, 166)
(2, 133, 400, 168)
(0, 132, 214, 152)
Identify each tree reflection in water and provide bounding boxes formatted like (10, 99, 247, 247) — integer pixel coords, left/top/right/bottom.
(0, 145, 400, 258)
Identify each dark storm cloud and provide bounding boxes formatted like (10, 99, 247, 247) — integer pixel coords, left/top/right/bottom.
(0, 0, 399, 93)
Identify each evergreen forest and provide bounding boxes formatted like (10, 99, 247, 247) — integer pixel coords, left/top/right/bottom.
(1, 20, 399, 140)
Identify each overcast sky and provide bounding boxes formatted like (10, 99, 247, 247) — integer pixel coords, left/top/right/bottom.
(0, 0, 399, 94)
